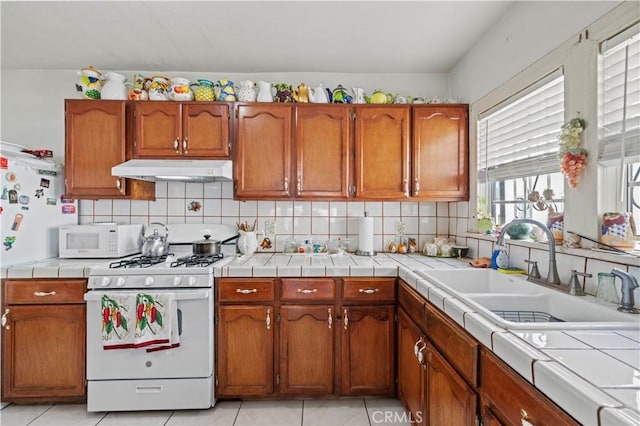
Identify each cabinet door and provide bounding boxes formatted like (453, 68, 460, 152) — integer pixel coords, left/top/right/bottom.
(183, 103, 230, 157)
(397, 308, 426, 426)
(65, 100, 153, 199)
(2, 304, 85, 401)
(235, 104, 293, 199)
(412, 105, 468, 200)
(294, 105, 351, 199)
(426, 342, 477, 426)
(217, 306, 274, 397)
(341, 305, 395, 395)
(133, 102, 182, 157)
(354, 106, 410, 199)
(279, 305, 334, 395)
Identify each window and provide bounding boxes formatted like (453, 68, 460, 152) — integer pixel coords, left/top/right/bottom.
(599, 22, 640, 230)
(477, 70, 565, 226)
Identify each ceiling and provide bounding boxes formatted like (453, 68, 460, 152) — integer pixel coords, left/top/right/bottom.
(1, 1, 515, 74)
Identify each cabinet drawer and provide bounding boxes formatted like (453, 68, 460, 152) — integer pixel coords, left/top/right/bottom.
(342, 278, 396, 302)
(217, 278, 275, 302)
(481, 349, 578, 426)
(281, 278, 335, 301)
(424, 300, 478, 387)
(398, 281, 425, 328)
(3, 279, 86, 304)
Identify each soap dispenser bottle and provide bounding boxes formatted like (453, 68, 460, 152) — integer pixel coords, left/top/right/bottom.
(491, 246, 509, 269)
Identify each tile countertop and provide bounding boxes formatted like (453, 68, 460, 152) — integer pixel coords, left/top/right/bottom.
(2, 252, 639, 424)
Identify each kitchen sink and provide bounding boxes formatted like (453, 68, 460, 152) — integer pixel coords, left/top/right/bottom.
(417, 269, 640, 330)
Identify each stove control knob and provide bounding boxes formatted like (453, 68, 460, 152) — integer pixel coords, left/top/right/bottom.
(173, 277, 182, 287)
(100, 277, 111, 287)
(144, 276, 154, 286)
(116, 277, 126, 287)
(188, 276, 197, 286)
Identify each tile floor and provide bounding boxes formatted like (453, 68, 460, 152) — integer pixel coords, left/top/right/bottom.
(0, 397, 411, 426)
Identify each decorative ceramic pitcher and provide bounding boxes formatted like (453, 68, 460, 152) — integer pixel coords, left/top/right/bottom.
(148, 75, 171, 101)
(256, 81, 273, 102)
(168, 77, 194, 101)
(308, 84, 329, 103)
(194, 79, 216, 101)
(236, 80, 257, 102)
(101, 72, 129, 100)
(216, 79, 237, 102)
(75, 66, 104, 99)
(237, 230, 265, 255)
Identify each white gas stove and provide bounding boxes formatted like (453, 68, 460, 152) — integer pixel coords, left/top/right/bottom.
(85, 224, 236, 412)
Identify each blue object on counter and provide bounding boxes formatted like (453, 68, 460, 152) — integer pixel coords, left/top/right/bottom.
(491, 246, 509, 269)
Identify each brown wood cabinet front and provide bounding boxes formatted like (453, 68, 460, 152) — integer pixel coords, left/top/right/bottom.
(235, 104, 293, 199)
(354, 106, 410, 199)
(279, 305, 335, 395)
(64, 100, 154, 199)
(341, 305, 395, 396)
(481, 349, 578, 426)
(217, 305, 274, 397)
(1, 279, 86, 402)
(397, 308, 426, 426)
(294, 105, 351, 199)
(133, 102, 230, 158)
(412, 105, 469, 201)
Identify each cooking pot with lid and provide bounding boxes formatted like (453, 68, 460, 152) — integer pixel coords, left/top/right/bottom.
(192, 234, 239, 255)
(141, 222, 169, 257)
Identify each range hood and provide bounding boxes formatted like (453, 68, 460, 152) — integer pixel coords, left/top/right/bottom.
(112, 159, 233, 182)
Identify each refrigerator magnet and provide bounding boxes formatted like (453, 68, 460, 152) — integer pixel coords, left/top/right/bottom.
(35, 189, 44, 198)
(18, 195, 29, 205)
(62, 205, 76, 214)
(11, 213, 23, 231)
(5, 172, 16, 182)
(1, 187, 8, 199)
(39, 178, 50, 188)
(8, 189, 18, 204)
(0, 157, 7, 169)
(4, 236, 16, 250)
(60, 195, 74, 203)
(46, 197, 57, 205)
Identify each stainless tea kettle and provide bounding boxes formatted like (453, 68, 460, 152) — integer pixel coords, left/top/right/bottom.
(141, 222, 169, 257)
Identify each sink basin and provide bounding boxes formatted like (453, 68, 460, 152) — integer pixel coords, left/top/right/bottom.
(417, 269, 640, 330)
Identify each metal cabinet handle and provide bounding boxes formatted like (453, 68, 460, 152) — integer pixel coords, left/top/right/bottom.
(297, 177, 301, 194)
(358, 288, 379, 294)
(266, 308, 271, 330)
(183, 137, 188, 154)
(297, 288, 318, 294)
(174, 137, 179, 154)
(283, 177, 289, 192)
(344, 308, 349, 330)
(33, 291, 56, 297)
(417, 346, 427, 366)
(403, 179, 409, 197)
(328, 308, 332, 329)
(520, 409, 534, 426)
(414, 178, 420, 195)
(115, 178, 124, 194)
(1, 309, 9, 330)
(236, 288, 257, 294)
(414, 337, 425, 357)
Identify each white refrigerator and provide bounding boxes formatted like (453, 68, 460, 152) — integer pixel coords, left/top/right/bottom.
(0, 142, 78, 267)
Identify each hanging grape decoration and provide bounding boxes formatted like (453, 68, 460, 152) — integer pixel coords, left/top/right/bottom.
(558, 117, 587, 188)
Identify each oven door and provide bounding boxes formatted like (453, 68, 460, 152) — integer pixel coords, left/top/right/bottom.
(85, 289, 213, 380)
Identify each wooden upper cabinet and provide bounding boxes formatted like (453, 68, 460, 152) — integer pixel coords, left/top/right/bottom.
(133, 102, 230, 158)
(294, 105, 351, 199)
(412, 105, 469, 200)
(64, 100, 154, 200)
(235, 104, 293, 199)
(354, 106, 410, 199)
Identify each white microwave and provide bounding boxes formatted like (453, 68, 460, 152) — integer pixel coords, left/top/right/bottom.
(59, 223, 143, 258)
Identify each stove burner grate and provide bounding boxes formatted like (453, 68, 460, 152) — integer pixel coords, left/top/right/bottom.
(109, 254, 171, 269)
(171, 253, 224, 267)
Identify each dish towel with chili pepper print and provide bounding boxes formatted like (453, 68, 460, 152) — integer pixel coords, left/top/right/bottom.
(102, 293, 136, 350)
(134, 293, 180, 352)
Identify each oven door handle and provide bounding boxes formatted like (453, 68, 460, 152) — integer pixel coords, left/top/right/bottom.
(84, 290, 210, 302)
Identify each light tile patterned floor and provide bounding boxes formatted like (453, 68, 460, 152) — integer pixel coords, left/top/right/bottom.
(0, 397, 410, 426)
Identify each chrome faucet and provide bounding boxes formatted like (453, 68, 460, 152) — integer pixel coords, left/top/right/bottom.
(497, 218, 560, 285)
(611, 268, 640, 314)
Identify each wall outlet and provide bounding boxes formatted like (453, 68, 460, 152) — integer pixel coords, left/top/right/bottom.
(264, 219, 276, 237)
(395, 221, 406, 237)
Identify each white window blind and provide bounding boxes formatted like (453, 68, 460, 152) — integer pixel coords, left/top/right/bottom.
(599, 22, 640, 163)
(478, 69, 565, 183)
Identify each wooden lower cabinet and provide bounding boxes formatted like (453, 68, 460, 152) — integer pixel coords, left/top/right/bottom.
(341, 305, 395, 395)
(480, 348, 578, 426)
(397, 308, 426, 426)
(1, 279, 86, 402)
(216, 306, 274, 397)
(279, 305, 335, 395)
